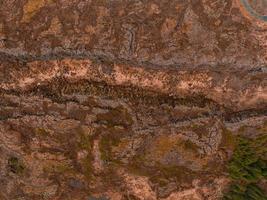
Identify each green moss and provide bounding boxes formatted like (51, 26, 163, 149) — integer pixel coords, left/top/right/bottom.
(8, 157, 25, 174)
(229, 136, 267, 182)
(224, 135, 267, 199)
(224, 183, 267, 200)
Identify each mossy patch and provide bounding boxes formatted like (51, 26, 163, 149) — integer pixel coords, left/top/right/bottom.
(224, 183, 267, 200)
(229, 136, 267, 182)
(224, 135, 267, 199)
(8, 157, 25, 174)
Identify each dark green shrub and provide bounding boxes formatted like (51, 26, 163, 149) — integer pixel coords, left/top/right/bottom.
(224, 135, 267, 199)
(228, 137, 267, 182)
(224, 183, 267, 200)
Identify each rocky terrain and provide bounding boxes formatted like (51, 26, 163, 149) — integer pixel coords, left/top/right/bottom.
(0, 0, 266, 200)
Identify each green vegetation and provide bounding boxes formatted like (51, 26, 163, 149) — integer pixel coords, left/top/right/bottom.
(228, 136, 267, 182)
(224, 183, 267, 200)
(224, 135, 267, 200)
(8, 157, 25, 174)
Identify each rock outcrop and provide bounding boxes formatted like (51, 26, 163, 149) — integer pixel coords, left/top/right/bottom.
(0, 0, 266, 199)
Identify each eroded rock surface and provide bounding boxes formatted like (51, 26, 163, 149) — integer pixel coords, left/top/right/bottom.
(0, 0, 266, 200)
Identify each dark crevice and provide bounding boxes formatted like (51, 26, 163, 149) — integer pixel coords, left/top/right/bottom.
(0, 79, 266, 124)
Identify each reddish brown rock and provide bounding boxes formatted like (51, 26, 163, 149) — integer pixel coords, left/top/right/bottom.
(0, 0, 266, 199)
